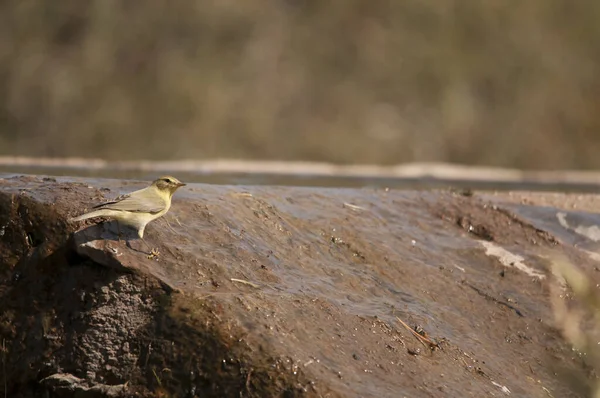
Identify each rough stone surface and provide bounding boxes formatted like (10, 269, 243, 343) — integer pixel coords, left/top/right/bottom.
(41, 373, 127, 397)
(0, 175, 599, 397)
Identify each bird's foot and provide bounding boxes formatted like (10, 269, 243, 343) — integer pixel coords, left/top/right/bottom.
(147, 248, 160, 260)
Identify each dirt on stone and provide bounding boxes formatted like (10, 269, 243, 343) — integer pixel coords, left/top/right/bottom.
(0, 175, 598, 397)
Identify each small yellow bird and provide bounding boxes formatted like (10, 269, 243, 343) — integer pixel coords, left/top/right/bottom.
(70, 176, 186, 253)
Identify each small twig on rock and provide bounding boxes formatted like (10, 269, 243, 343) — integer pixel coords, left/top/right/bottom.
(152, 367, 162, 387)
(396, 317, 439, 349)
(245, 368, 253, 391)
(343, 203, 365, 211)
(231, 278, 261, 288)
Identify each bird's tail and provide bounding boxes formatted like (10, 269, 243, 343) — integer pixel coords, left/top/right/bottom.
(68, 210, 110, 223)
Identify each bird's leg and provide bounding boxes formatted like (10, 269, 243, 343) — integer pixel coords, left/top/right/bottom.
(141, 237, 160, 259)
(124, 238, 158, 258)
(122, 226, 159, 258)
(116, 221, 124, 243)
(138, 226, 160, 258)
(124, 237, 148, 255)
(140, 237, 151, 252)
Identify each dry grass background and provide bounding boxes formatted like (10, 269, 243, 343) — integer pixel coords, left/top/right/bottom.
(1, 0, 600, 169)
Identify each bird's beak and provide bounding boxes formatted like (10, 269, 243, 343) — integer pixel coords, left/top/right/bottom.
(176, 182, 186, 188)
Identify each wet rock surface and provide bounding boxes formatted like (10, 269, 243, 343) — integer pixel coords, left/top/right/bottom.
(0, 175, 598, 397)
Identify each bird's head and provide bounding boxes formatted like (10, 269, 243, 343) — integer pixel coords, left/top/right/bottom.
(152, 176, 186, 195)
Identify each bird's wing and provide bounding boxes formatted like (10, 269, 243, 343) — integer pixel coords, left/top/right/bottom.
(93, 189, 166, 214)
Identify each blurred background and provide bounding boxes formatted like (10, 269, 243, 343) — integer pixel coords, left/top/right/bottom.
(1, 0, 600, 170)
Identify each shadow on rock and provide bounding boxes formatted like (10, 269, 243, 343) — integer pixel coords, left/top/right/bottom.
(73, 221, 148, 270)
(0, 177, 312, 398)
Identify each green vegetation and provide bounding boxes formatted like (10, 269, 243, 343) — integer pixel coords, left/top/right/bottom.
(552, 255, 600, 397)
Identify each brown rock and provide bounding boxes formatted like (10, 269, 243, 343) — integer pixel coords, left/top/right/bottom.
(0, 175, 595, 397)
